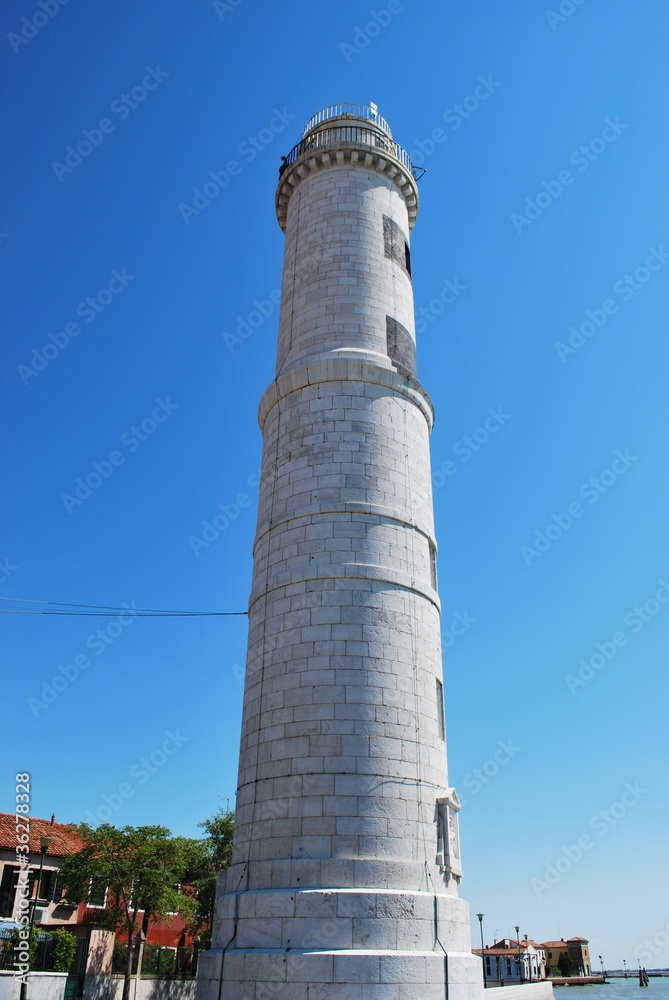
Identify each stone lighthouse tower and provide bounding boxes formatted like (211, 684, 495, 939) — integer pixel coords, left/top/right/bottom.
(198, 104, 483, 999)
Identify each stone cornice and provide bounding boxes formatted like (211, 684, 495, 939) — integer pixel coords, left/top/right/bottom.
(258, 358, 434, 433)
(275, 142, 419, 233)
(248, 562, 441, 617)
(252, 504, 437, 560)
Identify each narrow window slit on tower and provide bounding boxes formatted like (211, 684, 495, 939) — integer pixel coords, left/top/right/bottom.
(386, 315, 416, 379)
(383, 215, 412, 278)
(429, 541, 437, 589)
(436, 678, 445, 740)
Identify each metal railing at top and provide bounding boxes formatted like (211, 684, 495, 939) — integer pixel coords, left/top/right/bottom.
(281, 124, 420, 180)
(302, 104, 393, 138)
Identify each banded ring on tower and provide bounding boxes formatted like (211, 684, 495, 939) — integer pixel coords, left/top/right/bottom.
(199, 103, 482, 1000)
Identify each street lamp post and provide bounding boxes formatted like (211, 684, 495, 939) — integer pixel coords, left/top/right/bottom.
(477, 914, 486, 989)
(515, 926, 522, 983)
(624, 960, 627, 979)
(19, 835, 52, 1000)
(525, 934, 531, 982)
(599, 955, 604, 978)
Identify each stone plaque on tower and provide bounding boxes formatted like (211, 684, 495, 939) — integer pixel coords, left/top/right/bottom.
(197, 103, 484, 1000)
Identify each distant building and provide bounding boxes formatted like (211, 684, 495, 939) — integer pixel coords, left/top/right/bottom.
(0, 813, 83, 926)
(542, 937, 591, 976)
(566, 937, 591, 976)
(543, 940, 568, 973)
(523, 941, 547, 980)
(473, 939, 546, 982)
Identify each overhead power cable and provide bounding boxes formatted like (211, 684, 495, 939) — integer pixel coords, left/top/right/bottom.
(0, 597, 247, 617)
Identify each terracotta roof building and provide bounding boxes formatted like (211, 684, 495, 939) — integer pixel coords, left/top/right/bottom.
(542, 937, 591, 976)
(0, 812, 198, 993)
(0, 813, 82, 856)
(473, 939, 546, 982)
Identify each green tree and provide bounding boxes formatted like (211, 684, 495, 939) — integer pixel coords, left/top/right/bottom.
(558, 953, 572, 977)
(185, 809, 234, 947)
(58, 825, 197, 1000)
(48, 928, 78, 973)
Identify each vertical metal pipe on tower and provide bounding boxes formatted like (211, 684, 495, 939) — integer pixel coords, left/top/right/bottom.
(198, 103, 483, 999)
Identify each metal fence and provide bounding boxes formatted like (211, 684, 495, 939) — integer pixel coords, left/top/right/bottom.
(0, 927, 55, 971)
(302, 104, 393, 138)
(281, 124, 418, 179)
(112, 941, 197, 978)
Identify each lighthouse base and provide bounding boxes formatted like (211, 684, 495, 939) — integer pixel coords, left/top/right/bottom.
(197, 887, 484, 999)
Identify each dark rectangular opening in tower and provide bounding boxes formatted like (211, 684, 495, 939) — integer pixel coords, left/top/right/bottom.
(429, 541, 438, 589)
(383, 215, 411, 279)
(386, 315, 416, 379)
(436, 678, 445, 740)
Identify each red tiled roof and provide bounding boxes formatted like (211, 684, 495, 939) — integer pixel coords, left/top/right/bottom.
(543, 938, 588, 947)
(0, 813, 82, 856)
(492, 939, 543, 951)
(474, 949, 522, 956)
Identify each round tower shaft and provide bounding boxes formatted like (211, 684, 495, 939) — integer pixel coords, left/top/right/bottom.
(199, 103, 483, 1000)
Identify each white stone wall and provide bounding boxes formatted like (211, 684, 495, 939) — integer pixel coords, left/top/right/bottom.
(201, 118, 488, 999)
(229, 362, 448, 885)
(276, 167, 415, 376)
(0, 972, 66, 1000)
(486, 985, 554, 1000)
(83, 976, 197, 1000)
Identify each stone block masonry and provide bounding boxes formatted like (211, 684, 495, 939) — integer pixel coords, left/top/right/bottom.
(198, 106, 501, 999)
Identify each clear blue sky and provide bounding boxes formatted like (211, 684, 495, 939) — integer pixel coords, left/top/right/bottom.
(2, 0, 668, 971)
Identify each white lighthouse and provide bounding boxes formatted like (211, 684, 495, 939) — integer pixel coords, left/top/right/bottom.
(198, 103, 483, 999)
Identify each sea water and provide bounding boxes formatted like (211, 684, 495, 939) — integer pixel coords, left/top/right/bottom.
(555, 980, 669, 1000)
